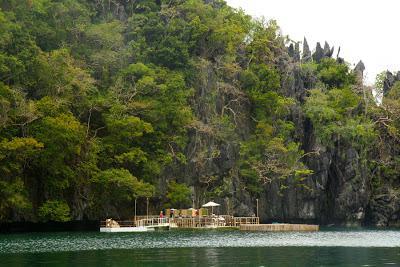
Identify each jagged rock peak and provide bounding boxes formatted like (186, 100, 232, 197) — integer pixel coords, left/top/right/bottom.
(336, 47, 345, 64)
(288, 42, 301, 62)
(313, 42, 324, 63)
(354, 60, 365, 77)
(336, 46, 343, 60)
(323, 41, 334, 58)
(302, 37, 312, 62)
(323, 42, 330, 54)
(312, 41, 335, 63)
(294, 42, 300, 62)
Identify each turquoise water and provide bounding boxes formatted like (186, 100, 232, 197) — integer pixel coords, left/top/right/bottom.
(1, 229, 400, 266)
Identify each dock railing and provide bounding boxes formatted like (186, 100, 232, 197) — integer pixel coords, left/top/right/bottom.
(240, 223, 319, 232)
(101, 215, 259, 229)
(170, 216, 259, 228)
(172, 217, 226, 228)
(232, 217, 259, 226)
(136, 217, 170, 227)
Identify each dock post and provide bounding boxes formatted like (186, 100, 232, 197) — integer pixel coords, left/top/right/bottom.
(146, 197, 149, 219)
(256, 199, 259, 218)
(134, 198, 137, 226)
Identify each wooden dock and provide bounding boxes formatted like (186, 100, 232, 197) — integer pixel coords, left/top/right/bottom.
(239, 223, 319, 232)
(100, 216, 260, 231)
(171, 216, 259, 229)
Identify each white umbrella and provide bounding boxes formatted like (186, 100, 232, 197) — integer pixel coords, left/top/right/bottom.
(202, 201, 220, 215)
(202, 201, 220, 207)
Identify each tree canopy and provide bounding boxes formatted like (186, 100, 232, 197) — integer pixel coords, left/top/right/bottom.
(0, 0, 397, 223)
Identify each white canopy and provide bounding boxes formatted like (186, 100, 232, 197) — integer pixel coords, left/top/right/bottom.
(202, 201, 220, 207)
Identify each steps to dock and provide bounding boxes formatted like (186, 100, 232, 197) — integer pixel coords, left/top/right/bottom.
(239, 224, 319, 232)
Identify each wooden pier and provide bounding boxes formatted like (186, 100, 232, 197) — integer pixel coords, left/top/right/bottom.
(239, 223, 319, 232)
(100, 215, 260, 231)
(100, 215, 319, 232)
(171, 216, 259, 229)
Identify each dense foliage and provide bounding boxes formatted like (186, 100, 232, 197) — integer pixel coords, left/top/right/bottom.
(0, 0, 398, 223)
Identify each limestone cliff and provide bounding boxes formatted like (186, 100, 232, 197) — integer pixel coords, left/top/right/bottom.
(180, 39, 397, 227)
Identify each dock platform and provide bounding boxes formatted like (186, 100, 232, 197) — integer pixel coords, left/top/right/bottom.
(100, 216, 260, 232)
(100, 226, 153, 233)
(240, 223, 319, 232)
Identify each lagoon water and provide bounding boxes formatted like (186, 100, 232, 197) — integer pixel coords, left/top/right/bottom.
(1, 229, 400, 266)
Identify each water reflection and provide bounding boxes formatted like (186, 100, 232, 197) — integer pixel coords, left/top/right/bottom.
(1, 247, 400, 267)
(1, 230, 400, 266)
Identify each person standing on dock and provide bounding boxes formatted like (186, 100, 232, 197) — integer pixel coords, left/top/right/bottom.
(160, 210, 165, 223)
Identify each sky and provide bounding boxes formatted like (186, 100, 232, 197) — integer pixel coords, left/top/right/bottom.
(225, 0, 399, 85)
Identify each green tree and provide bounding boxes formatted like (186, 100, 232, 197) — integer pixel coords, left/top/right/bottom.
(316, 58, 356, 89)
(166, 181, 192, 209)
(38, 200, 71, 222)
(304, 87, 376, 147)
(0, 137, 43, 220)
(90, 168, 154, 216)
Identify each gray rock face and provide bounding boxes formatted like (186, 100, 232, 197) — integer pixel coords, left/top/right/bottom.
(366, 187, 400, 227)
(288, 43, 301, 62)
(354, 60, 365, 78)
(311, 41, 335, 63)
(176, 38, 399, 227)
(302, 38, 312, 62)
(313, 42, 325, 62)
(294, 42, 300, 62)
(336, 47, 342, 59)
(115, 3, 127, 21)
(256, 43, 400, 226)
(383, 71, 400, 95)
(337, 57, 345, 64)
(323, 42, 334, 58)
(258, 50, 372, 226)
(257, 118, 370, 225)
(178, 59, 253, 215)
